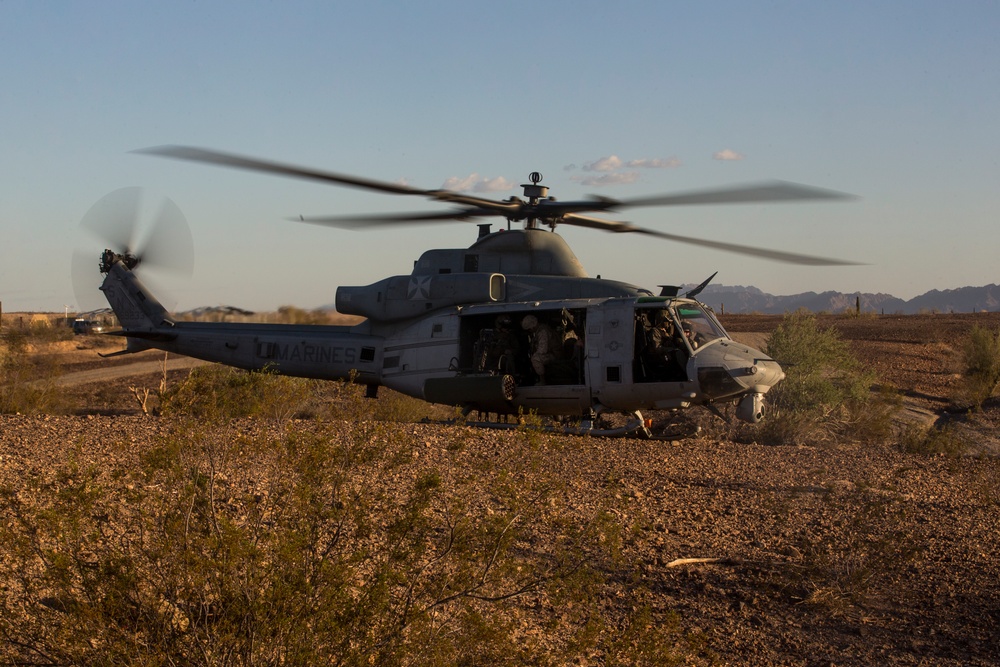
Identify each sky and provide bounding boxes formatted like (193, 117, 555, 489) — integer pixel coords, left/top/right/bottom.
(2, 1, 999, 313)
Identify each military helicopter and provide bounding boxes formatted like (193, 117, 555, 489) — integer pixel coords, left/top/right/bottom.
(80, 146, 857, 436)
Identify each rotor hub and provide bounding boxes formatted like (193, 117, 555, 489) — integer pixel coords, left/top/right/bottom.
(100, 249, 139, 274)
(520, 172, 548, 201)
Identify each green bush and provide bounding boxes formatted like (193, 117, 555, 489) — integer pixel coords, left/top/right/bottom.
(759, 310, 892, 446)
(958, 325, 1000, 409)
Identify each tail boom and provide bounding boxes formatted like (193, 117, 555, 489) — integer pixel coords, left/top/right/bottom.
(100, 258, 383, 385)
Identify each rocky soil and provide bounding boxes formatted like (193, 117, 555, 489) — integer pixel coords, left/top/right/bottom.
(2, 314, 999, 665)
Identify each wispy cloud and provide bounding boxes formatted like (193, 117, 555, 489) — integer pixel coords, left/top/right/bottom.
(560, 154, 686, 186)
(582, 155, 623, 172)
(570, 171, 640, 187)
(474, 176, 515, 192)
(626, 157, 681, 169)
(441, 174, 515, 192)
(573, 154, 682, 185)
(713, 149, 744, 161)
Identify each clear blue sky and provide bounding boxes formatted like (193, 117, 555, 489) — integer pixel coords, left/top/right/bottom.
(2, 1, 999, 313)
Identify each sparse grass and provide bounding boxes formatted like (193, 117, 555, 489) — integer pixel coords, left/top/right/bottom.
(782, 487, 921, 615)
(0, 330, 66, 414)
(159, 365, 448, 426)
(0, 418, 695, 666)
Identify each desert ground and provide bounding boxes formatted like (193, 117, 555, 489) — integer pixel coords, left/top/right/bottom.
(1, 312, 999, 665)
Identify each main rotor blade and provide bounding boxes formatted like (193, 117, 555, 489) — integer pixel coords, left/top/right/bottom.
(634, 228, 861, 266)
(559, 212, 642, 232)
(135, 145, 430, 196)
(135, 145, 524, 215)
(295, 208, 496, 229)
(612, 181, 857, 210)
(560, 213, 861, 266)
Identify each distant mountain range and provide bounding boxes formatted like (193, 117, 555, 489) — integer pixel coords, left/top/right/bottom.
(313, 283, 998, 316)
(687, 283, 1000, 315)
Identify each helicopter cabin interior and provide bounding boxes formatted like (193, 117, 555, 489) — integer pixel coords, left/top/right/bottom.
(457, 300, 726, 389)
(460, 307, 586, 386)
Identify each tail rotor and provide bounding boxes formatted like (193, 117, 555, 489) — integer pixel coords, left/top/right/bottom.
(71, 187, 194, 313)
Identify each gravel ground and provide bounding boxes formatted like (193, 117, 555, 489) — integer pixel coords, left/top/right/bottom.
(2, 314, 999, 665)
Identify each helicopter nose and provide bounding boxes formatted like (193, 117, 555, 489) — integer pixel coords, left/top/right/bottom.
(694, 344, 784, 400)
(738, 358, 785, 391)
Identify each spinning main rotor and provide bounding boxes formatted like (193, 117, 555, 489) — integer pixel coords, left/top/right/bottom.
(135, 145, 859, 266)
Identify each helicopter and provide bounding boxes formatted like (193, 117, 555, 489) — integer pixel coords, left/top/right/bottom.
(80, 146, 857, 436)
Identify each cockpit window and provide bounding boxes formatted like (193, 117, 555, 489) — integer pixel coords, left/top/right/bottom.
(673, 303, 726, 350)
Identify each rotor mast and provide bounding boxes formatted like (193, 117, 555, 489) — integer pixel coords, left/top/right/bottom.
(520, 171, 550, 230)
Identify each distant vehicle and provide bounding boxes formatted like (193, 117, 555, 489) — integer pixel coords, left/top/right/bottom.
(72, 319, 106, 335)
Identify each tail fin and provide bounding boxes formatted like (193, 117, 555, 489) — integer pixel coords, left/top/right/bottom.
(101, 263, 175, 332)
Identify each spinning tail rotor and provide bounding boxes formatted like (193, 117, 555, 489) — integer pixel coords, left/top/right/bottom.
(71, 187, 194, 313)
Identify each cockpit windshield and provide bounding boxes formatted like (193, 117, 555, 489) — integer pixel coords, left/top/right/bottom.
(673, 302, 726, 350)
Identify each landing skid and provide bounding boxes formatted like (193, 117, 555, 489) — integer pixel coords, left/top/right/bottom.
(431, 410, 655, 438)
(647, 421, 703, 441)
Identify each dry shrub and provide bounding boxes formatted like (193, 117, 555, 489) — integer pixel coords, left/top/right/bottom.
(273, 305, 333, 324)
(159, 364, 320, 423)
(897, 422, 970, 457)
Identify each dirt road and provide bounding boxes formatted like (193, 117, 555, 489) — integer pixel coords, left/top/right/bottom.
(53, 355, 209, 387)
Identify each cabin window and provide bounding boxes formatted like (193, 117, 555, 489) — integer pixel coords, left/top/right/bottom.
(464, 254, 479, 272)
(606, 366, 621, 383)
(489, 274, 506, 301)
(383, 356, 400, 369)
(674, 303, 726, 348)
(360, 347, 375, 362)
